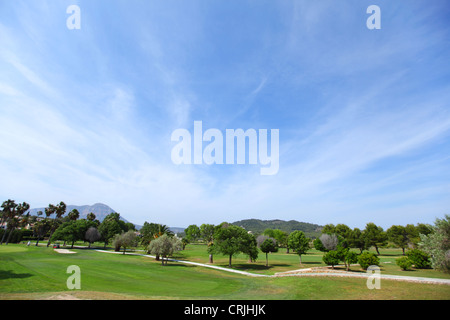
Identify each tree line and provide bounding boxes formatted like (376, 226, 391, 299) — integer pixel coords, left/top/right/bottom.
(1, 199, 449, 271)
(183, 216, 450, 272)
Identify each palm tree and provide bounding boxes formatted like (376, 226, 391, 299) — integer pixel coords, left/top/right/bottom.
(1, 200, 29, 245)
(86, 212, 96, 221)
(46, 202, 67, 247)
(68, 209, 80, 221)
(1, 199, 17, 244)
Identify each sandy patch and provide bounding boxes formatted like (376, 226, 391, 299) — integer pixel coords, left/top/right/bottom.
(54, 248, 77, 254)
(46, 293, 80, 300)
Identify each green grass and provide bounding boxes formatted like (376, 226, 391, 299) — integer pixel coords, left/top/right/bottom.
(1, 244, 449, 300)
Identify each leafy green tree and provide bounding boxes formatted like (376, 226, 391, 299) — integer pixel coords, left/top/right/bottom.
(51, 219, 96, 248)
(313, 237, 326, 252)
(287, 230, 310, 265)
(348, 227, 368, 253)
(240, 232, 258, 263)
(263, 229, 288, 252)
(200, 224, 215, 244)
(419, 215, 450, 272)
(210, 223, 256, 267)
(321, 224, 336, 234)
(387, 225, 409, 255)
(260, 238, 278, 267)
(98, 213, 124, 248)
(185, 224, 201, 242)
(335, 224, 352, 240)
(362, 223, 387, 255)
(343, 250, 359, 271)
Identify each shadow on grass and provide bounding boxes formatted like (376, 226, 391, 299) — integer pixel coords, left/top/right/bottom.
(0, 270, 34, 280)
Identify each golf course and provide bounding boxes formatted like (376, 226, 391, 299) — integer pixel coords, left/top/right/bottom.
(1, 243, 449, 300)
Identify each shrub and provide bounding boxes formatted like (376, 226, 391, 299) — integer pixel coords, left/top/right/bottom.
(323, 250, 341, 269)
(357, 251, 380, 270)
(396, 256, 413, 270)
(406, 249, 431, 269)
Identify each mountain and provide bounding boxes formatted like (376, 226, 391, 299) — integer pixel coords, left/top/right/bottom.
(231, 219, 323, 238)
(27, 203, 131, 224)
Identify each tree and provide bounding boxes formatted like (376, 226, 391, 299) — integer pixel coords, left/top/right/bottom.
(348, 228, 367, 253)
(85, 227, 101, 248)
(319, 233, 339, 251)
(0, 199, 30, 244)
(51, 219, 95, 248)
(210, 224, 257, 267)
(68, 209, 80, 221)
(33, 218, 51, 246)
(46, 202, 66, 247)
(241, 232, 258, 263)
(200, 224, 215, 263)
(185, 224, 201, 242)
(335, 224, 352, 240)
(322, 224, 336, 234)
(362, 223, 387, 255)
(113, 230, 138, 254)
(342, 250, 359, 271)
(140, 222, 173, 246)
(387, 225, 409, 255)
(287, 230, 310, 265)
(263, 229, 288, 252)
(98, 212, 129, 249)
(86, 212, 96, 221)
(419, 215, 450, 272)
(260, 238, 278, 267)
(147, 233, 182, 265)
(313, 238, 326, 252)
(322, 250, 341, 269)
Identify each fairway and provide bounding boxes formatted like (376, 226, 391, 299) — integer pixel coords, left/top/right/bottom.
(1, 244, 449, 300)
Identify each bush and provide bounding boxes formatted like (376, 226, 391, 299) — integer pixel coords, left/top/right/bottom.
(357, 251, 380, 270)
(322, 250, 341, 269)
(406, 249, 431, 269)
(396, 256, 413, 270)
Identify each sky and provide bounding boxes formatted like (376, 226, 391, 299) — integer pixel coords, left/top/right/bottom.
(1, 0, 449, 229)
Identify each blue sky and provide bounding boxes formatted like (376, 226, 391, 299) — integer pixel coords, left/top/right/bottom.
(1, 0, 449, 229)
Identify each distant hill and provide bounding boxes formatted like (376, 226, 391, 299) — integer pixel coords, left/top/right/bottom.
(231, 219, 323, 238)
(27, 203, 132, 224)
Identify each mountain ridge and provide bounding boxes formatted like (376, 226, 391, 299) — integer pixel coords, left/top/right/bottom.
(231, 218, 323, 238)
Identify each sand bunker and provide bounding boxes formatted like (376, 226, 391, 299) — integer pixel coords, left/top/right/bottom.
(54, 249, 76, 254)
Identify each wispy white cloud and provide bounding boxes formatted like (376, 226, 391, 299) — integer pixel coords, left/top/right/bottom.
(1, 1, 449, 229)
